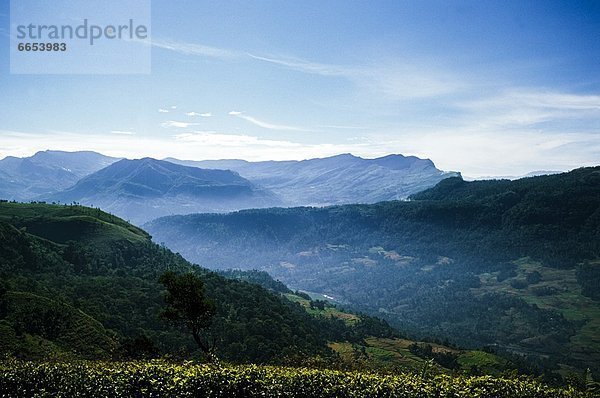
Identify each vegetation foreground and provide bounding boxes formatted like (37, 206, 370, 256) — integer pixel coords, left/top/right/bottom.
(0, 360, 589, 398)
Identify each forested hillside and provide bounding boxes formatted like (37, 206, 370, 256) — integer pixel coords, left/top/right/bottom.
(0, 202, 397, 364)
(146, 167, 600, 377)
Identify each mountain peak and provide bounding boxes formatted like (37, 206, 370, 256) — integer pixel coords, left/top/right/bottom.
(371, 154, 435, 170)
(331, 153, 359, 159)
(0, 150, 120, 201)
(44, 157, 280, 224)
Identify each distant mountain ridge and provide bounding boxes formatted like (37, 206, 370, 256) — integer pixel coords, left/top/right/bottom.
(166, 153, 460, 206)
(43, 158, 280, 224)
(465, 170, 563, 181)
(1, 151, 460, 223)
(0, 150, 119, 200)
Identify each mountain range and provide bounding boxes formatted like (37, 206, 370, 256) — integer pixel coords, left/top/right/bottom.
(167, 153, 460, 206)
(0, 151, 459, 224)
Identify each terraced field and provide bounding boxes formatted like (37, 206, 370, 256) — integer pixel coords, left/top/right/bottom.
(472, 258, 600, 371)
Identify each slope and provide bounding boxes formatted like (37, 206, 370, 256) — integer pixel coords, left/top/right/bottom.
(145, 166, 600, 376)
(0, 202, 401, 365)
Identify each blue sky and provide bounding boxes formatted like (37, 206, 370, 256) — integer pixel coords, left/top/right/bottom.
(0, 0, 599, 176)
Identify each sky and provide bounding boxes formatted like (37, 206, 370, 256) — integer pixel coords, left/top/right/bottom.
(0, 0, 599, 177)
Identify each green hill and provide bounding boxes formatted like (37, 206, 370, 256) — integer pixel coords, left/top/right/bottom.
(0, 202, 373, 364)
(0, 202, 148, 246)
(145, 167, 600, 378)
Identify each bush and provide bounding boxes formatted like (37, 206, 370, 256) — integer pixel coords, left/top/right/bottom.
(0, 360, 588, 398)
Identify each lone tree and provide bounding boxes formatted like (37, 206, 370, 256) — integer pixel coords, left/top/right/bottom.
(159, 271, 217, 360)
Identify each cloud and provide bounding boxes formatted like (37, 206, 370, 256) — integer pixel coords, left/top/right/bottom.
(456, 89, 600, 129)
(228, 111, 309, 131)
(110, 130, 135, 135)
(247, 53, 462, 99)
(318, 125, 369, 130)
(0, 129, 366, 163)
(470, 90, 600, 111)
(161, 120, 199, 128)
(158, 108, 169, 113)
(186, 112, 212, 117)
(247, 54, 352, 77)
(347, 88, 599, 176)
(170, 106, 177, 109)
(151, 38, 240, 59)
(174, 131, 301, 148)
(146, 38, 463, 100)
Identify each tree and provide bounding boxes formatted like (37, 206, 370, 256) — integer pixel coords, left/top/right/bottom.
(159, 271, 217, 360)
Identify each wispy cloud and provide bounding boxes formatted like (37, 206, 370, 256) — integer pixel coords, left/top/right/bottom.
(377, 128, 600, 178)
(186, 112, 212, 117)
(148, 38, 462, 100)
(158, 108, 169, 113)
(0, 130, 36, 138)
(248, 53, 462, 99)
(151, 38, 240, 59)
(228, 111, 309, 131)
(175, 131, 301, 148)
(524, 91, 599, 110)
(247, 54, 352, 77)
(457, 89, 600, 129)
(318, 124, 370, 130)
(110, 130, 136, 135)
(161, 120, 199, 128)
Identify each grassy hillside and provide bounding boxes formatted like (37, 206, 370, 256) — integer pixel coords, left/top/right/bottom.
(0, 202, 148, 246)
(145, 167, 600, 379)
